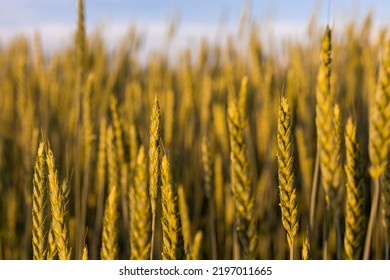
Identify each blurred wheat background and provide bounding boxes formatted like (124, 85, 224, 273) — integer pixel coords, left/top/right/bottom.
(0, 0, 390, 260)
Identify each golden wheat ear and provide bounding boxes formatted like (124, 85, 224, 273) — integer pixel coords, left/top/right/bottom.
(344, 118, 366, 260)
(149, 95, 161, 260)
(277, 97, 299, 260)
(100, 185, 118, 260)
(32, 142, 47, 260)
(302, 228, 311, 260)
(46, 144, 71, 260)
(227, 93, 257, 260)
(161, 155, 185, 260)
(81, 245, 88, 260)
(365, 40, 390, 260)
(130, 145, 152, 260)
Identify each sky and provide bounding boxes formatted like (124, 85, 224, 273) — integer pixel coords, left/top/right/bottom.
(1, 0, 390, 56)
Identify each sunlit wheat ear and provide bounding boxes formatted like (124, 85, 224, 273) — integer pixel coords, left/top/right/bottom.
(227, 94, 257, 260)
(315, 26, 339, 210)
(130, 145, 152, 260)
(149, 95, 161, 259)
(149, 95, 161, 214)
(302, 229, 311, 260)
(46, 145, 71, 260)
(100, 185, 118, 260)
(277, 97, 298, 260)
(365, 40, 390, 260)
(106, 126, 118, 193)
(109, 96, 125, 165)
(369, 41, 390, 179)
(32, 142, 47, 260)
(161, 155, 185, 260)
(81, 245, 88, 260)
(201, 136, 213, 199)
(344, 118, 366, 260)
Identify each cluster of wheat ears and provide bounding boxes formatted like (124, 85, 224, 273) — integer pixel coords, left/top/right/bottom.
(0, 0, 389, 260)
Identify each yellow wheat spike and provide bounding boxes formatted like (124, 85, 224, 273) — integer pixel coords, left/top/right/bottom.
(47, 145, 71, 260)
(227, 94, 257, 259)
(130, 145, 152, 260)
(161, 155, 185, 260)
(277, 97, 299, 260)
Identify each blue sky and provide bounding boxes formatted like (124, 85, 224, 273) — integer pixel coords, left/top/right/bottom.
(1, 0, 389, 54)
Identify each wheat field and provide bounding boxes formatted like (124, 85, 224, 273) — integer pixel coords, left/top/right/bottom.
(0, 0, 389, 260)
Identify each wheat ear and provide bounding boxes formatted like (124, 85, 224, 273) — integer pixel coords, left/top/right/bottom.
(201, 135, 217, 259)
(130, 145, 152, 260)
(227, 95, 257, 259)
(344, 118, 366, 260)
(100, 185, 118, 260)
(149, 95, 161, 259)
(365, 40, 390, 259)
(315, 26, 342, 259)
(161, 155, 185, 260)
(277, 97, 299, 260)
(32, 142, 47, 260)
(81, 245, 88, 260)
(302, 229, 311, 260)
(47, 145, 71, 260)
(316, 26, 340, 211)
